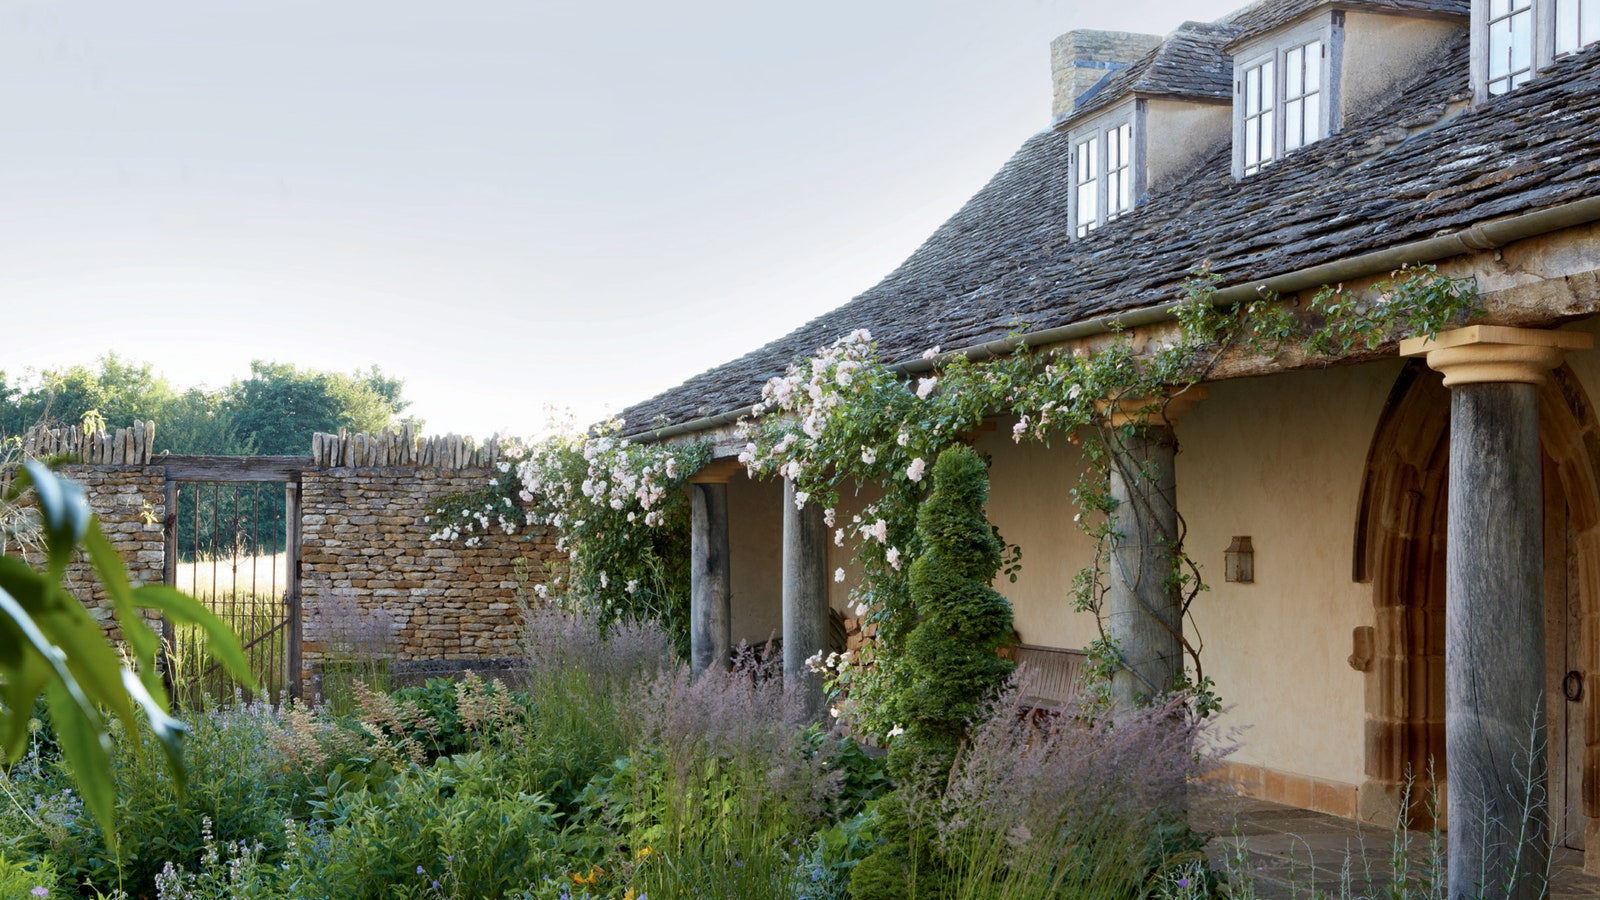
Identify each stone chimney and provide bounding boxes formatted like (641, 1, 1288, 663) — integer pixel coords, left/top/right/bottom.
(1051, 29, 1162, 122)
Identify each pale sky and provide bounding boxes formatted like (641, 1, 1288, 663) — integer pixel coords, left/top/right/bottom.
(3, 0, 1244, 439)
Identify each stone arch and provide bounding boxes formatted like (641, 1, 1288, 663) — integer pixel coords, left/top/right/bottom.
(1353, 359, 1600, 834)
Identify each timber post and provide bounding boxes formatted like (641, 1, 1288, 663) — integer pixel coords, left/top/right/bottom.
(1403, 325, 1593, 898)
(782, 478, 830, 721)
(1100, 390, 1204, 709)
(689, 469, 734, 674)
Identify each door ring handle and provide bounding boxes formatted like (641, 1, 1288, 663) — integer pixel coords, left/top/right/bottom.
(1564, 670, 1584, 703)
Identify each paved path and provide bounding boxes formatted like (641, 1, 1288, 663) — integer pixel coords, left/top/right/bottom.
(1195, 795, 1600, 898)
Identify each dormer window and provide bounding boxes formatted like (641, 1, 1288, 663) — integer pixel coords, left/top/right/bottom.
(1071, 117, 1136, 237)
(1236, 34, 1328, 176)
(1476, 0, 1600, 99)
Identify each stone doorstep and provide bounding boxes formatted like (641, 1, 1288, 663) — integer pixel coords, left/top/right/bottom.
(1196, 795, 1600, 899)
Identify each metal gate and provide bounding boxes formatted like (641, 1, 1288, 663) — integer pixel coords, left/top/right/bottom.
(162, 456, 306, 707)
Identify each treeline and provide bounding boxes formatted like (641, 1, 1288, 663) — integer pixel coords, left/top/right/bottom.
(0, 354, 420, 457)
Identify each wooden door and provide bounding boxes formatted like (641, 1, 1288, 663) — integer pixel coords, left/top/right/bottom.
(1546, 456, 1588, 850)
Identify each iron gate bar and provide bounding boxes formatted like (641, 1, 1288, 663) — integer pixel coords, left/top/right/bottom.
(159, 455, 308, 707)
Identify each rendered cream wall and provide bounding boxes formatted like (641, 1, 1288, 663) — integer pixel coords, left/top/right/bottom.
(1144, 99, 1231, 192)
(1178, 360, 1404, 786)
(972, 362, 1395, 787)
(728, 474, 784, 645)
(976, 429, 1103, 651)
(727, 474, 872, 644)
(1341, 13, 1462, 123)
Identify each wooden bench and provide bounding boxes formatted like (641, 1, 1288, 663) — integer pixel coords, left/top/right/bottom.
(1013, 644, 1089, 709)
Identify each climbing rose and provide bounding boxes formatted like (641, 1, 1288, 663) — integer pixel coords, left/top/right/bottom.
(906, 458, 927, 482)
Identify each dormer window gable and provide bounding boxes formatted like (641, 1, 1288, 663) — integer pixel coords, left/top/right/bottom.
(1227, 3, 1465, 179)
(1053, 22, 1240, 239)
(1473, 0, 1600, 100)
(1234, 22, 1332, 176)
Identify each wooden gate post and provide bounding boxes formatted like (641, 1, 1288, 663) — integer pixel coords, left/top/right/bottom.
(286, 480, 303, 701)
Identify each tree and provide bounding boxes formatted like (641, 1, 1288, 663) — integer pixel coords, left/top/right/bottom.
(0, 354, 177, 437)
(0, 356, 418, 457)
(158, 388, 256, 457)
(224, 361, 411, 456)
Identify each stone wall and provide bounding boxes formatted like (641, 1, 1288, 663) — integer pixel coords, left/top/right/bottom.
(56, 464, 167, 642)
(299, 464, 560, 678)
(13, 424, 560, 690)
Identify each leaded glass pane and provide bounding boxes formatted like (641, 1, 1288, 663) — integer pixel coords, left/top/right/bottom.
(1106, 123, 1133, 219)
(1286, 46, 1303, 97)
(1489, 17, 1512, 79)
(1559, 0, 1580, 50)
(1511, 10, 1533, 70)
(1557, 0, 1600, 53)
(1075, 137, 1098, 237)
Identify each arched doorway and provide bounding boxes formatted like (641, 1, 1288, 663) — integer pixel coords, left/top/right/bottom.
(1354, 359, 1600, 851)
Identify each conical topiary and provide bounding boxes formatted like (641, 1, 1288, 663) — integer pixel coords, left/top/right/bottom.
(853, 444, 1017, 900)
(895, 443, 1016, 766)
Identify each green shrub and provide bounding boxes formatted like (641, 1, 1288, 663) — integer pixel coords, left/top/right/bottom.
(287, 751, 567, 899)
(21, 700, 297, 894)
(0, 851, 59, 899)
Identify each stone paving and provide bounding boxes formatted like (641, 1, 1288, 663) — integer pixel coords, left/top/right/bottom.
(1196, 795, 1600, 898)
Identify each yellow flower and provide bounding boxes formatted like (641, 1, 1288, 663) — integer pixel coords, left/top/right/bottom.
(623, 890, 637, 900)
(634, 846, 653, 862)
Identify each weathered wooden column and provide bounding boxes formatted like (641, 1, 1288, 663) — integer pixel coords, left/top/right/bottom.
(783, 478, 830, 720)
(689, 462, 737, 674)
(1101, 390, 1204, 708)
(1402, 325, 1591, 898)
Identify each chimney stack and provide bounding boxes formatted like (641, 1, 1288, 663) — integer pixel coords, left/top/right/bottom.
(1051, 29, 1162, 122)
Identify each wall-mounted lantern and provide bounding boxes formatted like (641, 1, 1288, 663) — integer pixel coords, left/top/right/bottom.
(1225, 536, 1254, 584)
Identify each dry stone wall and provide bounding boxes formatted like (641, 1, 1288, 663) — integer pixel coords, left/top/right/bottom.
(56, 464, 167, 642)
(12, 424, 560, 687)
(299, 463, 559, 677)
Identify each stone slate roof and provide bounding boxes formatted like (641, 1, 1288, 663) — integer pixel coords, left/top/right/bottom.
(618, 32, 1600, 437)
(1066, 21, 1243, 123)
(1222, 0, 1469, 42)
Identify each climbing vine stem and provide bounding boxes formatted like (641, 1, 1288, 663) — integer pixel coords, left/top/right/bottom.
(739, 263, 1479, 737)
(420, 264, 1479, 729)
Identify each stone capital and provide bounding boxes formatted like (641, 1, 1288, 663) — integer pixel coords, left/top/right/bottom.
(1096, 387, 1208, 429)
(1399, 325, 1592, 387)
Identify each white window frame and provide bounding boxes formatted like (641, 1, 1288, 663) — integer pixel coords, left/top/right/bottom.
(1232, 21, 1334, 178)
(1474, 0, 1600, 101)
(1068, 111, 1139, 239)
